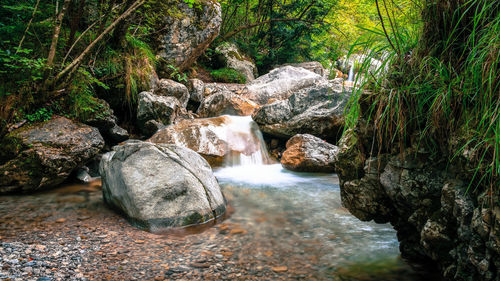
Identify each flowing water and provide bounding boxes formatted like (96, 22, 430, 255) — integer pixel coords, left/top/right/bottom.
(212, 116, 430, 280)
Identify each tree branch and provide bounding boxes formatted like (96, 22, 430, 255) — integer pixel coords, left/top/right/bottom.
(54, 0, 145, 85)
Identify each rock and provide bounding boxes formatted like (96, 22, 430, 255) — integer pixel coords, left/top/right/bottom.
(108, 124, 129, 142)
(148, 115, 267, 166)
(99, 141, 226, 230)
(157, 1, 221, 71)
(336, 128, 500, 280)
(75, 166, 92, 183)
(188, 79, 205, 103)
(280, 134, 338, 173)
(279, 61, 328, 78)
(252, 80, 350, 141)
(215, 43, 258, 82)
(242, 66, 324, 104)
(197, 90, 259, 118)
(155, 79, 190, 108)
(81, 99, 129, 143)
(0, 117, 104, 193)
(143, 120, 166, 138)
(136, 91, 180, 132)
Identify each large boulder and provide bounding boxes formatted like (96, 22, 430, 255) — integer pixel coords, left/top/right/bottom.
(215, 43, 258, 82)
(242, 66, 324, 104)
(136, 91, 180, 133)
(155, 79, 190, 108)
(157, 1, 221, 72)
(252, 79, 351, 141)
(0, 117, 104, 194)
(280, 134, 339, 173)
(279, 61, 328, 78)
(99, 141, 226, 230)
(148, 115, 267, 166)
(197, 90, 259, 118)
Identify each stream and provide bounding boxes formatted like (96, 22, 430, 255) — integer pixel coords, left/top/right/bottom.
(0, 116, 438, 280)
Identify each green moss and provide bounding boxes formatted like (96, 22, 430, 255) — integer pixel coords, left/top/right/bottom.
(210, 68, 246, 84)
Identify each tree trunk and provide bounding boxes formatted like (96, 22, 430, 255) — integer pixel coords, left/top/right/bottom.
(111, 0, 135, 49)
(66, 0, 86, 50)
(47, 0, 71, 68)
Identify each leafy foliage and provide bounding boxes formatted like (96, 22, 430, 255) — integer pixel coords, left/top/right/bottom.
(344, 0, 499, 196)
(210, 68, 247, 83)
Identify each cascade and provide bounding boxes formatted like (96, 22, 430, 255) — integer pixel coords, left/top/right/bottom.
(347, 65, 355, 82)
(221, 115, 272, 166)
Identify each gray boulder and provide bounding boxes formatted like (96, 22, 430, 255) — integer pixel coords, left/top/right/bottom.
(187, 78, 205, 103)
(0, 117, 104, 193)
(157, 1, 221, 71)
(99, 141, 226, 230)
(243, 66, 324, 104)
(155, 79, 190, 108)
(252, 80, 351, 140)
(137, 91, 180, 133)
(279, 61, 328, 78)
(215, 43, 258, 82)
(280, 134, 339, 173)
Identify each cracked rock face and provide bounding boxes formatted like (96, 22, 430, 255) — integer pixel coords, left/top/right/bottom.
(99, 141, 226, 231)
(0, 117, 104, 194)
(335, 130, 500, 280)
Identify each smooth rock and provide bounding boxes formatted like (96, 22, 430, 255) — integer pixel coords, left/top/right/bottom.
(99, 141, 226, 230)
(243, 66, 324, 104)
(280, 134, 338, 173)
(278, 61, 328, 78)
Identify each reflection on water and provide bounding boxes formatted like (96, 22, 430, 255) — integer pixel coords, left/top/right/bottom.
(215, 164, 433, 280)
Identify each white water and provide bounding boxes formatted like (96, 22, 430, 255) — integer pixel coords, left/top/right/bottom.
(221, 115, 272, 166)
(347, 65, 355, 82)
(213, 116, 403, 269)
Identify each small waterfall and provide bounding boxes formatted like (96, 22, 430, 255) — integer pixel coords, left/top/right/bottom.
(222, 116, 272, 166)
(347, 65, 355, 82)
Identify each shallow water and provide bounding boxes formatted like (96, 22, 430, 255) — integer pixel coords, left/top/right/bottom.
(215, 164, 429, 279)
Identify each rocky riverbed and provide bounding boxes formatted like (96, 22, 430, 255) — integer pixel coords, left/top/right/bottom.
(0, 172, 436, 281)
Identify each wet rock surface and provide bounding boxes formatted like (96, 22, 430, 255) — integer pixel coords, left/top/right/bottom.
(148, 116, 266, 166)
(336, 130, 500, 280)
(100, 141, 226, 230)
(252, 79, 351, 141)
(0, 117, 104, 194)
(280, 134, 339, 173)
